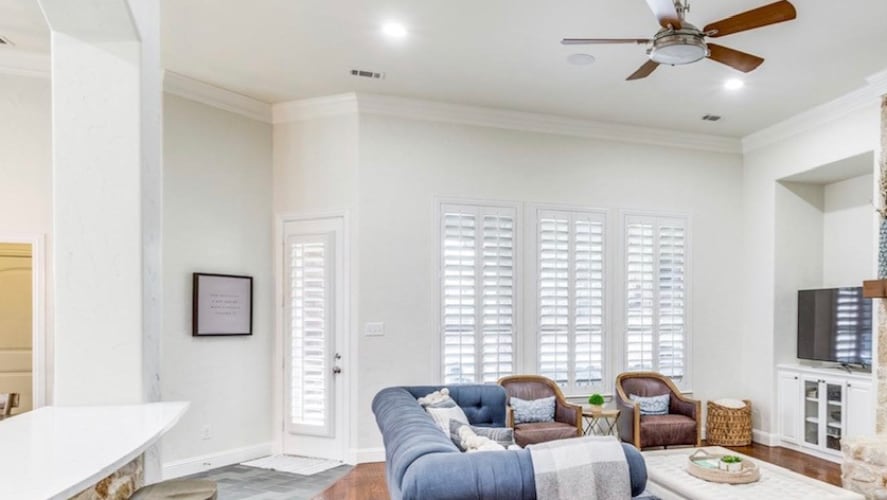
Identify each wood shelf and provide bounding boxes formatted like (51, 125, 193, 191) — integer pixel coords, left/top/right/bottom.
(863, 279, 887, 298)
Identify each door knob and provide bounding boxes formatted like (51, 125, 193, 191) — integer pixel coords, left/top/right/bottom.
(333, 366, 342, 374)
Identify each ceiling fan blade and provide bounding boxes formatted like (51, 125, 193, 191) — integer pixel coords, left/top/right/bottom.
(704, 0, 796, 37)
(627, 60, 660, 81)
(645, 0, 682, 29)
(707, 43, 764, 72)
(561, 38, 651, 45)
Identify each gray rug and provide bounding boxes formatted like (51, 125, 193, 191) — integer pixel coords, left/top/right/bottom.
(184, 463, 352, 499)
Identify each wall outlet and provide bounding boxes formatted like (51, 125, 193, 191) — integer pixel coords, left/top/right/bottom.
(200, 425, 212, 440)
(365, 322, 385, 337)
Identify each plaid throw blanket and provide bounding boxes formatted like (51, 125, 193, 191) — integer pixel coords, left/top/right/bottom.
(529, 436, 631, 500)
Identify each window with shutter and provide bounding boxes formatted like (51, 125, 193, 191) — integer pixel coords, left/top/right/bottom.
(287, 233, 332, 432)
(624, 215, 688, 380)
(441, 203, 516, 384)
(536, 209, 605, 393)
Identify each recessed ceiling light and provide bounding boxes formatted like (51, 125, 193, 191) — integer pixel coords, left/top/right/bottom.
(567, 53, 596, 66)
(724, 78, 745, 91)
(382, 22, 408, 39)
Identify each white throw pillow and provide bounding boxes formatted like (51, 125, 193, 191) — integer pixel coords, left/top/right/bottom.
(425, 405, 469, 435)
(458, 425, 506, 452)
(417, 388, 452, 407)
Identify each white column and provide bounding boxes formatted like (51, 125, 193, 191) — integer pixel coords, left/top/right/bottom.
(40, 0, 162, 408)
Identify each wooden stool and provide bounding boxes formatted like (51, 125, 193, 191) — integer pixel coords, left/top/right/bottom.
(130, 479, 217, 500)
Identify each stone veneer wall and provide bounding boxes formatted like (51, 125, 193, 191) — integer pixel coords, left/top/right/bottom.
(842, 97, 887, 500)
(69, 455, 144, 500)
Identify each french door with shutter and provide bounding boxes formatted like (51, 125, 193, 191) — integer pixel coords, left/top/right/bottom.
(282, 217, 346, 461)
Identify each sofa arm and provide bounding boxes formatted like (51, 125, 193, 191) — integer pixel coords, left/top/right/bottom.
(616, 395, 638, 446)
(401, 449, 536, 500)
(621, 442, 648, 497)
(670, 392, 699, 420)
(555, 399, 583, 434)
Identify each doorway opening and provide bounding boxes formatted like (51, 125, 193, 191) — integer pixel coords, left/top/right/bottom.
(0, 242, 34, 416)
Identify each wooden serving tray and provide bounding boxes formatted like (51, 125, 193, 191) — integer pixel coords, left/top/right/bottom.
(686, 449, 760, 484)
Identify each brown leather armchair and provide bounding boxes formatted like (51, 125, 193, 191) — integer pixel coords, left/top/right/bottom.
(498, 375, 583, 447)
(615, 371, 701, 450)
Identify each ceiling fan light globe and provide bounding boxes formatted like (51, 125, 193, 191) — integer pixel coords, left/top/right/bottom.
(649, 30, 708, 65)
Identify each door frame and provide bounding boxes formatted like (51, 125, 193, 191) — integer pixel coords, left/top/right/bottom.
(0, 232, 47, 408)
(272, 211, 353, 462)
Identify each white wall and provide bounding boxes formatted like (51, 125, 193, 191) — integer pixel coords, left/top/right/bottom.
(823, 174, 875, 287)
(741, 104, 880, 435)
(349, 113, 744, 450)
(0, 74, 52, 403)
(161, 94, 273, 468)
(0, 75, 51, 236)
(773, 182, 824, 366)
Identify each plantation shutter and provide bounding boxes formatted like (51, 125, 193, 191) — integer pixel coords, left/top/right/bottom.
(441, 204, 515, 384)
(624, 215, 687, 379)
(287, 234, 331, 432)
(537, 210, 605, 392)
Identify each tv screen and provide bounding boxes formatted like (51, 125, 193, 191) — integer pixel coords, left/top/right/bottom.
(797, 287, 872, 365)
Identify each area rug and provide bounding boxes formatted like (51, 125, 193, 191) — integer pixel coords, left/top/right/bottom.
(242, 454, 342, 475)
(186, 463, 352, 500)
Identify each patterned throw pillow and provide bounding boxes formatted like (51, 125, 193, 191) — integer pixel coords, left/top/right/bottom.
(449, 420, 515, 450)
(510, 396, 556, 424)
(425, 405, 469, 434)
(630, 393, 670, 416)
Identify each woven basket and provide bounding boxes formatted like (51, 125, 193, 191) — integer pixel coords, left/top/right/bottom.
(706, 400, 752, 446)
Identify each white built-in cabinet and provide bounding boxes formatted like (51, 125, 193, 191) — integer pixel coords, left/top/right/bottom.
(777, 365, 873, 460)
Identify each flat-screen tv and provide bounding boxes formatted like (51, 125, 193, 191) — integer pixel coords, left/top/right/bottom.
(797, 287, 872, 366)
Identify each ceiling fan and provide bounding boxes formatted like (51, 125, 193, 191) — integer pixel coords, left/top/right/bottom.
(562, 0, 796, 80)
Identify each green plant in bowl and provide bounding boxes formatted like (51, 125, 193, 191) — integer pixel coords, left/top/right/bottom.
(719, 455, 743, 472)
(588, 393, 605, 406)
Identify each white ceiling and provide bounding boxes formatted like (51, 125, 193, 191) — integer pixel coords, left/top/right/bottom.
(0, 0, 48, 52)
(4, 1, 887, 137)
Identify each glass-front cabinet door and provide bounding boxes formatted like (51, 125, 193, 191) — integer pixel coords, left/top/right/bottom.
(824, 379, 844, 452)
(802, 377, 820, 447)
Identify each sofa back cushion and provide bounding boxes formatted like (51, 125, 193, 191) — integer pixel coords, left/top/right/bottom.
(406, 385, 507, 427)
(620, 376, 671, 398)
(500, 379, 556, 403)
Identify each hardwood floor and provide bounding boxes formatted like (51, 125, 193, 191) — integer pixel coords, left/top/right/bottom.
(314, 443, 841, 499)
(723, 443, 841, 486)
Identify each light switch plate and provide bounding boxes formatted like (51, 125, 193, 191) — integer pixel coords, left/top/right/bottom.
(365, 322, 385, 337)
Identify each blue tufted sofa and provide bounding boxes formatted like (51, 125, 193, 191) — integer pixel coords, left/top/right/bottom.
(372, 384, 648, 500)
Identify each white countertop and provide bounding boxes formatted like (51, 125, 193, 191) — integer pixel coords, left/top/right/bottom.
(0, 402, 188, 500)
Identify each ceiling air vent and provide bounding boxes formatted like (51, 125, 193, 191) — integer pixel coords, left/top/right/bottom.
(350, 69, 385, 80)
(701, 114, 722, 122)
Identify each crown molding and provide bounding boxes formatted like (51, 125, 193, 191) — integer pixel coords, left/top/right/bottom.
(743, 67, 887, 153)
(355, 93, 741, 154)
(272, 93, 359, 123)
(162, 71, 272, 123)
(865, 68, 887, 98)
(0, 51, 50, 79)
(273, 92, 740, 153)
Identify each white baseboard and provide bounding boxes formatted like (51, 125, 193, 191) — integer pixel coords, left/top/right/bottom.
(350, 447, 385, 464)
(776, 440, 843, 464)
(162, 442, 273, 480)
(752, 429, 779, 447)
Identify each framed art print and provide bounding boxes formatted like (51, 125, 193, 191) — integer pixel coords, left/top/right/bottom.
(192, 273, 253, 336)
